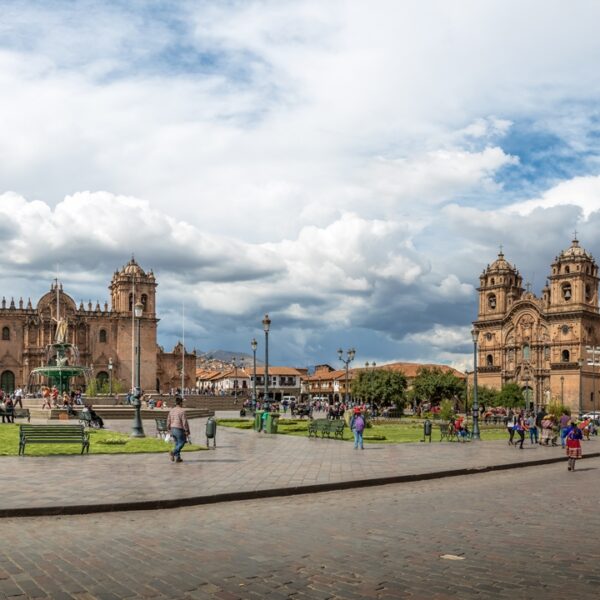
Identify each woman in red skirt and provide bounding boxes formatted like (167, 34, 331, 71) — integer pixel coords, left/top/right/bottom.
(566, 421, 583, 471)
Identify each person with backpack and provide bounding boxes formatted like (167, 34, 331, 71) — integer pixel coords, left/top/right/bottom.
(350, 407, 365, 450)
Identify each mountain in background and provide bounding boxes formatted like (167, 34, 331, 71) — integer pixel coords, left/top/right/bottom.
(196, 350, 264, 367)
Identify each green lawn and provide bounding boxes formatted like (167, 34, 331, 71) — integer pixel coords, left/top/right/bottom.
(217, 418, 508, 443)
(0, 424, 206, 456)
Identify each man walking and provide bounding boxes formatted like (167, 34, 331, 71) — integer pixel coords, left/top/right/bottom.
(167, 396, 190, 463)
(14, 388, 23, 409)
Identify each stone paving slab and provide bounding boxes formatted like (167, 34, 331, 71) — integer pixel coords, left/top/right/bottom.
(1, 416, 597, 517)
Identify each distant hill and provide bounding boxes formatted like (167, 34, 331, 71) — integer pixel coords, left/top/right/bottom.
(196, 350, 263, 367)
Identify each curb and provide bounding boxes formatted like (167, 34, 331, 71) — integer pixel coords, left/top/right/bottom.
(2, 451, 598, 519)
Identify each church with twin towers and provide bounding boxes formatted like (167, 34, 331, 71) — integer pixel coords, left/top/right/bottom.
(473, 236, 600, 415)
(0, 258, 196, 394)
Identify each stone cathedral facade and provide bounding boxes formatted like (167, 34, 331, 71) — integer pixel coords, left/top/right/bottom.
(473, 237, 600, 415)
(0, 259, 196, 394)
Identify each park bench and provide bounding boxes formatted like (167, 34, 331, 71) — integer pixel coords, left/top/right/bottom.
(0, 408, 30, 422)
(19, 424, 90, 456)
(78, 411, 102, 429)
(14, 408, 31, 422)
(155, 418, 168, 438)
(438, 422, 458, 442)
(308, 419, 345, 439)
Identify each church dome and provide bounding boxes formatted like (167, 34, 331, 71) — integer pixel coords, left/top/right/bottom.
(487, 250, 517, 274)
(120, 258, 146, 277)
(557, 237, 594, 262)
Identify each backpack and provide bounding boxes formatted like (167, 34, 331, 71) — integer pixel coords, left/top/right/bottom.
(354, 415, 365, 432)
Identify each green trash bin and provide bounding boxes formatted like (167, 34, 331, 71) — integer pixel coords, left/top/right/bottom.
(266, 413, 280, 434)
(254, 410, 265, 432)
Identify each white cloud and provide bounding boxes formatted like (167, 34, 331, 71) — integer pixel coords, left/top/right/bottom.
(404, 325, 472, 350)
(504, 175, 600, 218)
(2, 2, 600, 364)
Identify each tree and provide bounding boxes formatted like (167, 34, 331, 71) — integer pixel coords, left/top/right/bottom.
(351, 369, 407, 409)
(474, 385, 500, 408)
(496, 383, 525, 408)
(411, 367, 465, 405)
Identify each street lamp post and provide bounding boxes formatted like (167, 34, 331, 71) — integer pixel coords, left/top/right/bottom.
(338, 348, 356, 405)
(464, 370, 473, 424)
(578, 357, 584, 419)
(232, 356, 241, 405)
(262, 314, 271, 408)
(251, 338, 257, 409)
(470, 329, 480, 440)
(561, 376, 565, 404)
(131, 301, 145, 438)
(108, 357, 113, 396)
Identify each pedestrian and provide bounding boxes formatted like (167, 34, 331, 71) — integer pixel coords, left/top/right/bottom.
(350, 407, 365, 450)
(14, 387, 23, 409)
(514, 411, 526, 449)
(527, 412, 538, 445)
(506, 409, 516, 445)
(2, 396, 14, 423)
(559, 410, 571, 448)
(167, 396, 190, 463)
(566, 421, 583, 471)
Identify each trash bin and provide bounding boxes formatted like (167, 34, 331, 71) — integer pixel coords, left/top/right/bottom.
(422, 418, 432, 442)
(266, 413, 280, 434)
(205, 417, 217, 448)
(254, 410, 265, 432)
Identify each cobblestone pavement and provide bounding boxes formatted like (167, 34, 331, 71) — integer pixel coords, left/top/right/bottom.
(1, 417, 597, 513)
(1, 457, 599, 599)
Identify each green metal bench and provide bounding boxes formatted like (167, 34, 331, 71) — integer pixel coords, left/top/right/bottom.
(19, 424, 90, 456)
(438, 422, 458, 442)
(308, 419, 345, 439)
(13, 408, 31, 422)
(331, 420, 346, 439)
(0, 408, 31, 422)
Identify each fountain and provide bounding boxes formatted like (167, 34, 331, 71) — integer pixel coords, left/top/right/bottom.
(28, 281, 91, 395)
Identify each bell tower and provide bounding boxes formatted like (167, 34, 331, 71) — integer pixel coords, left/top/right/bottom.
(477, 249, 523, 321)
(109, 258, 159, 392)
(547, 237, 599, 314)
(110, 257, 157, 317)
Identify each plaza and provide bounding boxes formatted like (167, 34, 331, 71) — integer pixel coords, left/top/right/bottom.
(0, 412, 598, 599)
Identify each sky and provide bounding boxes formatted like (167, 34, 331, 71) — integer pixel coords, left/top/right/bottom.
(2, 1, 600, 371)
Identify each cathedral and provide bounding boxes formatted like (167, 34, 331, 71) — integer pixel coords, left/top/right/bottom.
(0, 259, 196, 394)
(473, 237, 600, 415)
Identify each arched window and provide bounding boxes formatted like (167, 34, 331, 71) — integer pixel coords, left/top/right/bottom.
(99, 329, 107, 343)
(1, 326, 9, 341)
(565, 266, 570, 274)
(141, 294, 148, 310)
(544, 346, 550, 360)
(0, 370, 15, 393)
(586, 284, 593, 302)
(486, 354, 494, 366)
(128, 293, 133, 311)
(488, 294, 496, 309)
(96, 371, 109, 388)
(523, 344, 531, 361)
(562, 283, 572, 300)
(490, 278, 495, 285)
(562, 349, 570, 362)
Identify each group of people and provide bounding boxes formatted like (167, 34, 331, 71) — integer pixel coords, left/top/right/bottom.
(504, 408, 595, 471)
(40, 386, 84, 410)
(0, 388, 24, 422)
